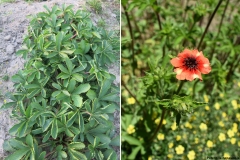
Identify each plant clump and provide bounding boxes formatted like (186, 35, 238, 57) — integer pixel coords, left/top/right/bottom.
(1, 4, 119, 160)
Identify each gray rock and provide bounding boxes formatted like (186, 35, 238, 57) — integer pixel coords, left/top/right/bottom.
(6, 44, 14, 54)
(4, 35, 11, 41)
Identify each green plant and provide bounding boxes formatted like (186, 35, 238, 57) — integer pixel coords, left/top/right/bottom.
(121, 0, 240, 159)
(2, 75, 9, 81)
(0, 0, 15, 3)
(1, 4, 119, 160)
(87, 0, 103, 14)
(97, 18, 106, 28)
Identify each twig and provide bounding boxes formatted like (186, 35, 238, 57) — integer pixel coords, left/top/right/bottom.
(197, 0, 223, 50)
(122, 80, 141, 106)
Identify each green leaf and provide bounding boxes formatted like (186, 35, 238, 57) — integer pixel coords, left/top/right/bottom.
(72, 83, 90, 94)
(92, 31, 101, 39)
(25, 83, 41, 89)
(99, 79, 112, 98)
(67, 112, 78, 127)
(27, 89, 41, 98)
(58, 64, 69, 74)
(56, 31, 63, 51)
(52, 83, 62, 90)
(122, 135, 142, 145)
(109, 135, 120, 146)
(65, 58, 74, 72)
(71, 94, 83, 107)
(5, 148, 30, 160)
(26, 134, 33, 147)
(72, 73, 83, 82)
(69, 149, 87, 160)
(62, 90, 71, 96)
(9, 123, 22, 136)
(100, 103, 117, 113)
(78, 113, 85, 133)
(67, 79, 76, 92)
(68, 142, 85, 150)
(128, 146, 141, 160)
(86, 90, 97, 100)
(51, 119, 58, 139)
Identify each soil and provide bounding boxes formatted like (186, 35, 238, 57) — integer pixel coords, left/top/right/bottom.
(0, 0, 120, 159)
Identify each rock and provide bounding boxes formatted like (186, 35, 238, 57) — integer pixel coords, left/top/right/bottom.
(6, 44, 14, 54)
(4, 35, 11, 41)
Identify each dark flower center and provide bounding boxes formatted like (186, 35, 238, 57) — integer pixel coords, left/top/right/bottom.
(184, 57, 198, 70)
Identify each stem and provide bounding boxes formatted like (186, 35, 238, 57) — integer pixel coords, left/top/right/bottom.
(122, 4, 135, 61)
(153, 0, 165, 57)
(148, 108, 166, 143)
(176, 81, 185, 94)
(216, 0, 229, 38)
(192, 79, 199, 98)
(122, 80, 141, 106)
(197, 0, 223, 50)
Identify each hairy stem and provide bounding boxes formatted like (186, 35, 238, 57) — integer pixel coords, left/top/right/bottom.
(197, 0, 223, 50)
(148, 108, 166, 143)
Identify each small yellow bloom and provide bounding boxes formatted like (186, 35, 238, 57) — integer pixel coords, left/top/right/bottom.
(175, 145, 185, 155)
(195, 138, 199, 144)
(199, 123, 207, 131)
(176, 135, 181, 141)
(205, 105, 210, 111)
(140, 117, 143, 120)
(238, 82, 240, 87)
(236, 113, 240, 121)
(231, 100, 238, 109)
(171, 122, 177, 131)
(218, 121, 224, 127)
(204, 94, 209, 103)
(224, 153, 230, 157)
(232, 123, 238, 133)
(222, 112, 227, 118)
(167, 154, 173, 159)
(127, 125, 135, 134)
(187, 150, 196, 160)
(227, 129, 234, 138)
(157, 133, 164, 140)
(219, 93, 224, 98)
(4, 99, 7, 104)
(148, 156, 152, 160)
(218, 133, 226, 142)
(127, 97, 136, 105)
(152, 111, 158, 119)
(214, 103, 220, 110)
(238, 141, 240, 147)
(155, 118, 160, 125)
(207, 140, 213, 148)
(230, 138, 236, 144)
(162, 119, 167, 125)
(168, 142, 174, 149)
(185, 122, 192, 129)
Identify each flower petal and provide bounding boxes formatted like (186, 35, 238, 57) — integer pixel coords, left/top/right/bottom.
(170, 58, 183, 67)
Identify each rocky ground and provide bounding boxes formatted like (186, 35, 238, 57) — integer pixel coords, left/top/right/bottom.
(0, 0, 120, 159)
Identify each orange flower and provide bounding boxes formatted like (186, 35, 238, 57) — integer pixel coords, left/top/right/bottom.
(170, 49, 211, 81)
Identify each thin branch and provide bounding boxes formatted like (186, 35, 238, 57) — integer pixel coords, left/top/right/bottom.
(197, 0, 223, 50)
(122, 80, 141, 106)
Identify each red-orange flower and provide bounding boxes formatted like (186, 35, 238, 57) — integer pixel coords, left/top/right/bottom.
(170, 49, 211, 81)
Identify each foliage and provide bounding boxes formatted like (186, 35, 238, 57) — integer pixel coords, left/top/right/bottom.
(1, 4, 119, 160)
(121, 0, 240, 159)
(87, 0, 103, 14)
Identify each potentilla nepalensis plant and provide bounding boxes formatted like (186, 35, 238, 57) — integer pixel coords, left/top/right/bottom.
(121, 0, 239, 159)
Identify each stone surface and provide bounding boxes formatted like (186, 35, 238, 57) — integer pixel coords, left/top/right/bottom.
(5, 44, 14, 54)
(3, 35, 11, 41)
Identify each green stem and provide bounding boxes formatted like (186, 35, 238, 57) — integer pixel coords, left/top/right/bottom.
(176, 81, 185, 94)
(148, 108, 166, 143)
(122, 80, 141, 106)
(197, 0, 223, 50)
(192, 79, 199, 98)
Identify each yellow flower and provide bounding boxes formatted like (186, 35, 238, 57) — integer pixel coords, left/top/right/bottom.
(238, 141, 240, 147)
(171, 122, 177, 131)
(185, 122, 192, 129)
(195, 138, 199, 144)
(238, 82, 240, 87)
(127, 97, 136, 105)
(218, 121, 224, 127)
(152, 111, 158, 119)
(222, 112, 227, 118)
(167, 154, 173, 159)
(230, 138, 236, 144)
(227, 129, 234, 138)
(218, 133, 226, 142)
(175, 145, 185, 155)
(157, 133, 164, 140)
(224, 153, 230, 157)
(236, 113, 240, 121)
(155, 118, 160, 125)
(205, 105, 210, 111)
(168, 142, 174, 149)
(148, 156, 152, 160)
(207, 140, 213, 148)
(232, 123, 238, 133)
(127, 125, 135, 134)
(231, 100, 238, 109)
(187, 150, 196, 160)
(199, 123, 207, 131)
(204, 94, 209, 103)
(219, 93, 224, 98)
(154, 119, 166, 125)
(4, 99, 7, 104)
(176, 135, 181, 141)
(214, 103, 220, 110)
